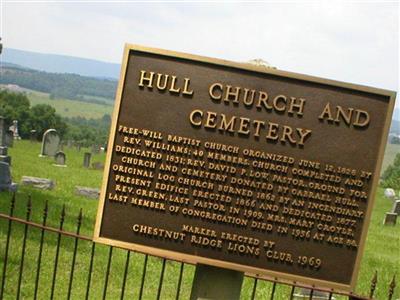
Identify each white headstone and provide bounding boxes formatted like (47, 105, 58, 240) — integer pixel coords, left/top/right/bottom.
(384, 188, 396, 199)
(40, 129, 60, 156)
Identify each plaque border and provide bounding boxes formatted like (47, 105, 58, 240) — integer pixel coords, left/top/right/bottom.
(93, 43, 396, 293)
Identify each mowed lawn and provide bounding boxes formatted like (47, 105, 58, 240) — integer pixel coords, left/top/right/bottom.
(26, 90, 113, 119)
(0, 140, 398, 299)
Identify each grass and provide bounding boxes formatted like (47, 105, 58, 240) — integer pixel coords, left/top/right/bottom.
(0, 140, 399, 299)
(26, 90, 113, 119)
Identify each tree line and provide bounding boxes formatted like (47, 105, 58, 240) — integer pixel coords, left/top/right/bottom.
(0, 66, 117, 102)
(0, 90, 110, 146)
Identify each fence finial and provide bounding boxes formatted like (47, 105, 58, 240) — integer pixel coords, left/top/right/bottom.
(388, 274, 396, 300)
(10, 192, 16, 213)
(27, 195, 32, 218)
(43, 200, 49, 220)
(369, 270, 378, 298)
(60, 204, 66, 225)
(77, 208, 83, 227)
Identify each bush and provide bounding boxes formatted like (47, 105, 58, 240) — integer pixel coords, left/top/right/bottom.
(0, 90, 67, 139)
(381, 153, 400, 189)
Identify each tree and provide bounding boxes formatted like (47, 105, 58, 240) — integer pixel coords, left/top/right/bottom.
(28, 104, 67, 138)
(0, 90, 67, 139)
(381, 153, 400, 190)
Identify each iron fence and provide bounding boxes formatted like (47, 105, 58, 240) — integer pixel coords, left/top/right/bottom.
(0, 194, 396, 299)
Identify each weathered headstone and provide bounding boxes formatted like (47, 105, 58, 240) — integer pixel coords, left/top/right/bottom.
(391, 200, 400, 215)
(5, 130, 13, 147)
(0, 147, 7, 156)
(0, 162, 17, 192)
(383, 212, 397, 225)
(0, 146, 11, 165)
(67, 140, 73, 148)
(30, 130, 37, 142)
(0, 116, 6, 146)
(92, 161, 104, 170)
(83, 152, 91, 168)
(384, 188, 396, 200)
(77, 143, 81, 152)
(40, 129, 60, 156)
(54, 151, 66, 166)
(75, 186, 100, 199)
(0, 118, 11, 165)
(21, 176, 55, 190)
(9, 120, 21, 140)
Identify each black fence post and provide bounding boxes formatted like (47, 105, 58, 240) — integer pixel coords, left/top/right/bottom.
(388, 275, 396, 300)
(84, 242, 96, 300)
(0, 193, 16, 299)
(67, 208, 82, 300)
(175, 262, 184, 300)
(16, 196, 32, 300)
(34, 200, 48, 300)
(369, 270, 377, 299)
(50, 204, 66, 300)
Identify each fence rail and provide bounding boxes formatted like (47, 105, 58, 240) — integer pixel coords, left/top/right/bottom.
(0, 194, 397, 299)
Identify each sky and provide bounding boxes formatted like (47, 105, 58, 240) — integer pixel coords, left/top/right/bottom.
(1, 1, 399, 104)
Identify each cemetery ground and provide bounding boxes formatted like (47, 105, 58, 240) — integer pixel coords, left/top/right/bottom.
(0, 140, 398, 299)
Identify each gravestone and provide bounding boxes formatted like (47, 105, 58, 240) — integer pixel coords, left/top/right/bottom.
(83, 152, 91, 168)
(0, 147, 7, 155)
(391, 200, 400, 215)
(54, 151, 66, 166)
(92, 161, 104, 170)
(40, 129, 60, 156)
(384, 188, 396, 200)
(75, 186, 100, 199)
(30, 130, 37, 142)
(0, 162, 17, 192)
(5, 130, 13, 147)
(21, 176, 55, 190)
(0, 146, 11, 165)
(0, 117, 6, 146)
(383, 212, 397, 225)
(0, 118, 11, 165)
(77, 143, 81, 152)
(9, 120, 21, 140)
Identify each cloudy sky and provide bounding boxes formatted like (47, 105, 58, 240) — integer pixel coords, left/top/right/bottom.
(1, 1, 399, 101)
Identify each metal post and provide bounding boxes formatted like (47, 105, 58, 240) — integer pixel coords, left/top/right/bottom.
(190, 264, 244, 300)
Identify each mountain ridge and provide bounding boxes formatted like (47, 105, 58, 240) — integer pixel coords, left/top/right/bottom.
(2, 47, 399, 123)
(1, 48, 120, 79)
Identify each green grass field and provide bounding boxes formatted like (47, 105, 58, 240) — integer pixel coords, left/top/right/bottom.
(0, 140, 398, 299)
(26, 90, 113, 119)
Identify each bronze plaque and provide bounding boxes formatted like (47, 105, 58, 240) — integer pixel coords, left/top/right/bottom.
(94, 44, 396, 292)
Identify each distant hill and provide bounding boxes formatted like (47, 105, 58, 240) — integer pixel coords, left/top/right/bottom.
(2, 48, 120, 79)
(0, 65, 117, 103)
